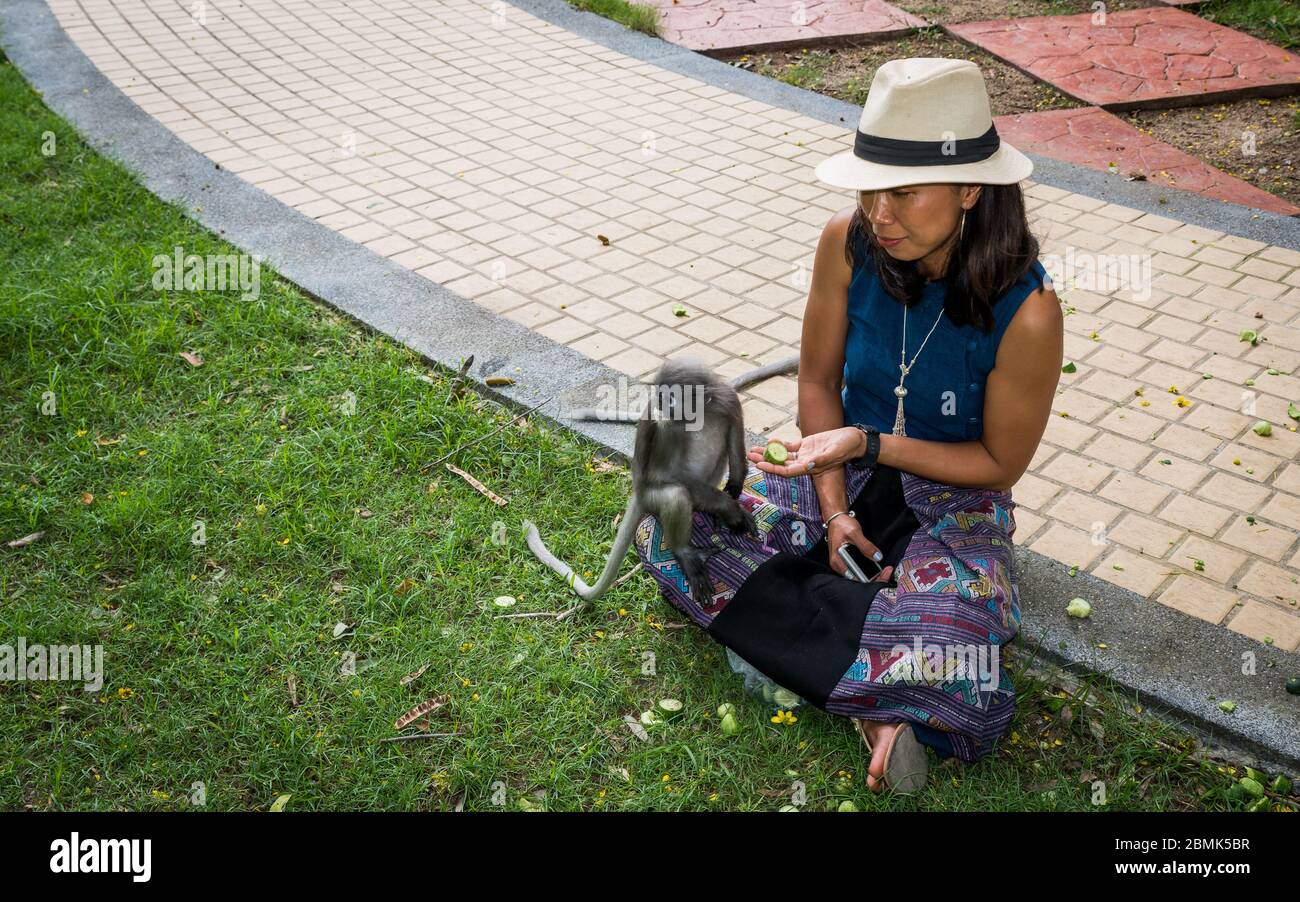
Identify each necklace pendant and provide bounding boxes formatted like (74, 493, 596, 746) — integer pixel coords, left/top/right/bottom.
(892, 397, 906, 436)
(893, 384, 907, 399)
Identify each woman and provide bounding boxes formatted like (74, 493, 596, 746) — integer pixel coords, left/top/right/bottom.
(634, 58, 1063, 794)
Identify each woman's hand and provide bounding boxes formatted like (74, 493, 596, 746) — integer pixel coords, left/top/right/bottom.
(747, 427, 864, 477)
(826, 515, 894, 583)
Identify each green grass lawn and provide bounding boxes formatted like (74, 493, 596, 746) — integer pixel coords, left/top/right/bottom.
(1200, 0, 1299, 49)
(0, 47, 1292, 812)
(565, 0, 660, 37)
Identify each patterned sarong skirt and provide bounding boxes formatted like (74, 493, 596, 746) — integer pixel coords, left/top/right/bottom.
(633, 460, 1021, 763)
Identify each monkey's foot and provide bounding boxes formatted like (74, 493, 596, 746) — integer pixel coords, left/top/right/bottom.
(722, 506, 757, 536)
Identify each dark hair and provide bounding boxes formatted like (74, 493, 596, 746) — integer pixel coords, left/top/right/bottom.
(845, 183, 1040, 333)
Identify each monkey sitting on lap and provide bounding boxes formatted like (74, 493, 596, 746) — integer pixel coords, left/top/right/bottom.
(523, 357, 756, 610)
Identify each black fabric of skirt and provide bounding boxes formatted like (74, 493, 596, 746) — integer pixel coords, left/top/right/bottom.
(705, 463, 920, 710)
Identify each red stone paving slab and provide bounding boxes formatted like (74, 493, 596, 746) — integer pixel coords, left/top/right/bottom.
(995, 106, 1300, 216)
(949, 7, 1300, 110)
(644, 0, 924, 53)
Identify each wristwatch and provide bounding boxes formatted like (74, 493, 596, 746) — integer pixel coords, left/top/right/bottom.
(850, 423, 881, 468)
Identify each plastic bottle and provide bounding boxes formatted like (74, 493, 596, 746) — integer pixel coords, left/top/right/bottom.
(724, 647, 804, 709)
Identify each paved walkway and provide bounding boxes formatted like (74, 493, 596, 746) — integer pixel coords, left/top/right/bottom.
(42, 0, 1300, 652)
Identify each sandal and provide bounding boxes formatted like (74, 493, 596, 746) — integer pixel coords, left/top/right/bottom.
(853, 719, 929, 795)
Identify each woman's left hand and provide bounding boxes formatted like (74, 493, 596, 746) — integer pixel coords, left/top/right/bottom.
(747, 427, 864, 477)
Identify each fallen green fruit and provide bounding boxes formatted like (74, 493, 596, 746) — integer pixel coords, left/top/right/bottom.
(838, 800, 859, 812)
(1238, 777, 1264, 798)
(1252, 421, 1272, 437)
(657, 698, 683, 715)
(1247, 797, 1270, 812)
(720, 713, 740, 735)
(716, 702, 735, 718)
(1239, 329, 1258, 345)
(640, 711, 661, 727)
(493, 595, 517, 607)
(1289, 403, 1299, 422)
(1271, 775, 1292, 795)
(1286, 677, 1300, 695)
(763, 441, 788, 465)
(671, 303, 687, 317)
(1061, 361, 1076, 373)
(1218, 700, 1237, 714)
(1066, 597, 1092, 618)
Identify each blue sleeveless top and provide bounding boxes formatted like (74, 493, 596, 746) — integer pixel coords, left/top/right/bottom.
(841, 236, 1046, 443)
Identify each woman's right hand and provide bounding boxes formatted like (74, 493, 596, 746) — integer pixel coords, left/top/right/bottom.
(826, 515, 893, 582)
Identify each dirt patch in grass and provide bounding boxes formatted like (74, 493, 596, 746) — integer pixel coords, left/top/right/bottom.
(1123, 96, 1300, 208)
(897, 0, 1157, 24)
(718, 30, 1081, 116)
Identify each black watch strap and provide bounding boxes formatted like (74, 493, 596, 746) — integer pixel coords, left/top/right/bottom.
(851, 423, 881, 468)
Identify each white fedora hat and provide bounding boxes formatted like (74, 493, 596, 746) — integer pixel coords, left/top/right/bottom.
(814, 58, 1033, 191)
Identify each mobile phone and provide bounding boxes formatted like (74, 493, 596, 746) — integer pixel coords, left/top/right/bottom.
(837, 543, 883, 582)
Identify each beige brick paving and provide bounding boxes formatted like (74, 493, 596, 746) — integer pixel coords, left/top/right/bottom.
(48, 0, 1300, 650)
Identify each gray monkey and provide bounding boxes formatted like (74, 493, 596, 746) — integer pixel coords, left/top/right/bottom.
(564, 353, 799, 422)
(523, 357, 759, 607)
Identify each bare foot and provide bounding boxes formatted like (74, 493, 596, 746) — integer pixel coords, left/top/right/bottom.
(860, 720, 903, 794)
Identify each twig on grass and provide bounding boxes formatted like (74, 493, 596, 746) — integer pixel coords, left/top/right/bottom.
(423, 395, 553, 471)
(443, 355, 474, 405)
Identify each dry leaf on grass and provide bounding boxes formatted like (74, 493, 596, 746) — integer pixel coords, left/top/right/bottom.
(178, 352, 204, 367)
(444, 462, 507, 507)
(7, 531, 46, 548)
(400, 663, 431, 687)
(394, 694, 450, 731)
(623, 714, 650, 743)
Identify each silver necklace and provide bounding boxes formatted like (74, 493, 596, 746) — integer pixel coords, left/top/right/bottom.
(892, 297, 946, 437)
(889, 211, 961, 439)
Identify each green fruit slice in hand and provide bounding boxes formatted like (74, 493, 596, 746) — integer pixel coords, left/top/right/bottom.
(763, 441, 789, 465)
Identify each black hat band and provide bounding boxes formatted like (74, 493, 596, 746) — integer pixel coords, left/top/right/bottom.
(853, 123, 1001, 166)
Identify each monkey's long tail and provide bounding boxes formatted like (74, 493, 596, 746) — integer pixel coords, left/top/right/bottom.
(522, 495, 643, 602)
(727, 353, 799, 392)
(564, 354, 799, 423)
(564, 408, 642, 423)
